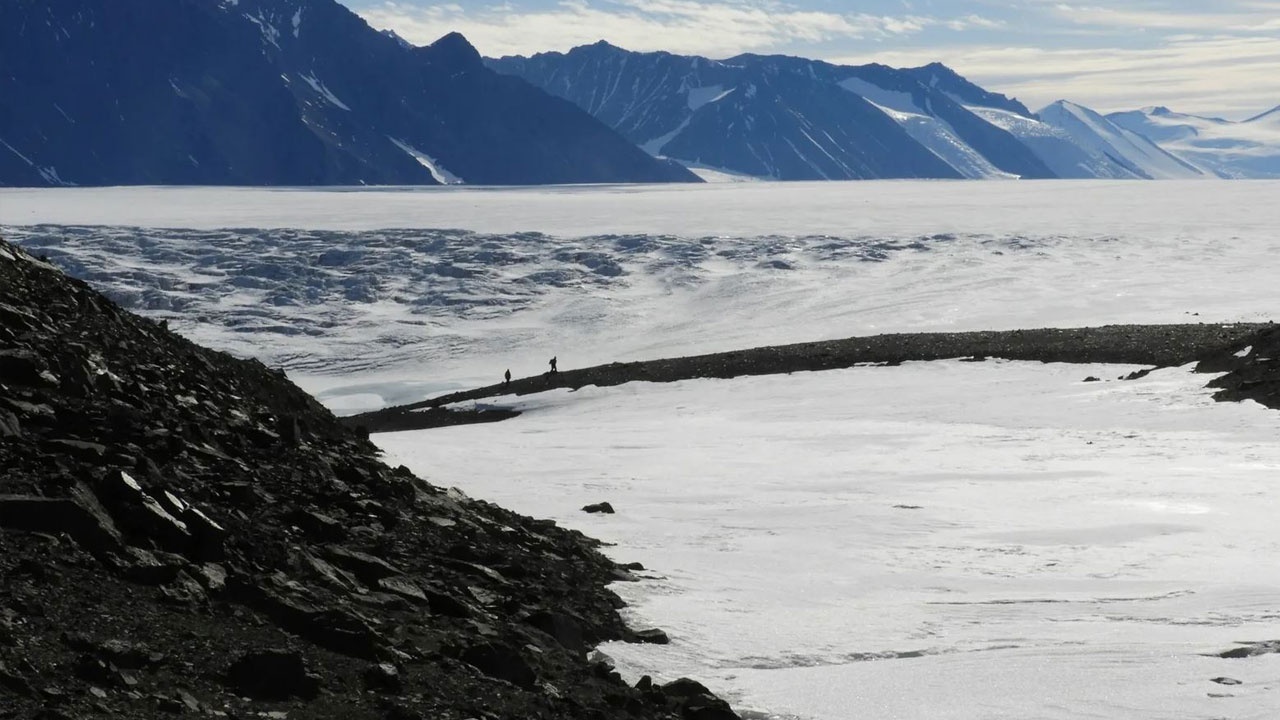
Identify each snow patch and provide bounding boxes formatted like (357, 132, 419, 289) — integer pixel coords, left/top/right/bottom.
(686, 85, 732, 111)
(684, 164, 765, 183)
(640, 117, 691, 156)
(839, 77, 922, 116)
(387, 137, 464, 184)
(853, 95, 1011, 179)
(291, 8, 302, 37)
(299, 73, 351, 111)
(242, 12, 280, 49)
(0, 137, 74, 186)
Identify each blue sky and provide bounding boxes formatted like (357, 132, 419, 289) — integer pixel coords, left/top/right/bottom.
(341, 0, 1280, 119)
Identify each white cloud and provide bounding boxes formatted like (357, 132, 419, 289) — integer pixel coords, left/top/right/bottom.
(1047, 3, 1280, 32)
(355, 0, 1002, 57)
(833, 35, 1280, 119)
(351, 0, 1280, 118)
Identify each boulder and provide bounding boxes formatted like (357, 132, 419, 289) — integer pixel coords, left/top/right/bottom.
(0, 409, 20, 437)
(582, 502, 615, 514)
(627, 628, 670, 645)
(363, 662, 402, 693)
(289, 509, 346, 541)
(1218, 641, 1280, 658)
(460, 643, 536, 689)
(0, 491, 122, 555)
(225, 649, 320, 700)
(0, 348, 48, 386)
(661, 678, 740, 720)
(526, 610, 593, 654)
(324, 546, 403, 584)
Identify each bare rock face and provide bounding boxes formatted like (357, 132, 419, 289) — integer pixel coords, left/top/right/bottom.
(0, 236, 739, 719)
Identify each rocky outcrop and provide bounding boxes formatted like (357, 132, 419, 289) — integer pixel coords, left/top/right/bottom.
(0, 235, 736, 718)
(349, 322, 1274, 432)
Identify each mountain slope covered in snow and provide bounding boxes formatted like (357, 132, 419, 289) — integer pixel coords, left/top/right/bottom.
(0, 0, 697, 187)
(489, 43, 1055, 181)
(1107, 106, 1280, 178)
(1036, 101, 1205, 179)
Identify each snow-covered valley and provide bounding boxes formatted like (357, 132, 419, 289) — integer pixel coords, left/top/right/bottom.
(4, 181, 1280, 718)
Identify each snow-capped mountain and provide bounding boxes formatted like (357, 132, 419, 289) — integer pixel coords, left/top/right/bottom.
(1107, 106, 1280, 178)
(1035, 101, 1205, 179)
(489, 43, 1058, 180)
(0, 0, 697, 187)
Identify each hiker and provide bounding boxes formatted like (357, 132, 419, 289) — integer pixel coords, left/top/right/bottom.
(504, 368, 511, 386)
(549, 356, 558, 374)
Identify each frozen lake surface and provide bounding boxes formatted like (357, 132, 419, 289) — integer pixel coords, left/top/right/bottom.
(377, 361, 1280, 719)
(4, 181, 1280, 718)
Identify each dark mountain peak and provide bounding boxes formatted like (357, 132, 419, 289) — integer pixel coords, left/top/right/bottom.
(903, 61, 1032, 117)
(918, 61, 958, 75)
(1148, 105, 1174, 115)
(0, 2, 696, 185)
(425, 30, 483, 67)
(380, 28, 413, 49)
(569, 40, 673, 60)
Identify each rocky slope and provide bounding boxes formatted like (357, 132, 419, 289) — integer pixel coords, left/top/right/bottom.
(0, 235, 735, 719)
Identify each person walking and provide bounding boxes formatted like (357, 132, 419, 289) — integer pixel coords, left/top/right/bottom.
(549, 356, 558, 374)
(504, 368, 512, 387)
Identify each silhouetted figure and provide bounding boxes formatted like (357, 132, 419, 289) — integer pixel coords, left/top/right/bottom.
(549, 356, 558, 374)
(504, 369, 511, 386)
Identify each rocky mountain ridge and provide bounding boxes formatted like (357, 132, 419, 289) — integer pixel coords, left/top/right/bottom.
(489, 42, 1279, 181)
(0, 0, 697, 187)
(0, 234, 736, 719)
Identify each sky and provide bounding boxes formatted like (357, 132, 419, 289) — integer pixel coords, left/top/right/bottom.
(341, 0, 1280, 120)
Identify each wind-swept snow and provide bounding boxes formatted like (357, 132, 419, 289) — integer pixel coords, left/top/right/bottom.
(841, 78, 1013, 179)
(387, 137, 464, 185)
(969, 106, 1139, 179)
(299, 72, 350, 111)
(1038, 101, 1204, 179)
(1108, 106, 1280, 179)
(686, 84, 732, 111)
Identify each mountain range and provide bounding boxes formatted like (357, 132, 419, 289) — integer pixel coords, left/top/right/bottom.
(0, 0, 697, 186)
(1, 0, 1276, 187)
(490, 42, 1280, 182)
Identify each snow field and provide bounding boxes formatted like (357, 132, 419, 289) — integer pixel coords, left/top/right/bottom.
(377, 361, 1280, 719)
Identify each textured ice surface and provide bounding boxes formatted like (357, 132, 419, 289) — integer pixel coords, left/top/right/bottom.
(3, 182, 1280, 410)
